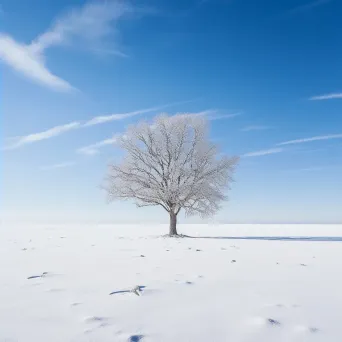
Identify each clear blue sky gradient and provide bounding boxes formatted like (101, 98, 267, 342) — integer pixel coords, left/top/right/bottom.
(1, 0, 341, 223)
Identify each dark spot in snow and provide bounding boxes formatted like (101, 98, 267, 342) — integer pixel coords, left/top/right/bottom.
(276, 262, 279, 265)
(188, 247, 192, 250)
(140, 255, 145, 258)
(27, 275, 41, 280)
(27, 272, 48, 280)
(128, 335, 144, 342)
(98, 322, 110, 328)
(309, 327, 319, 333)
(109, 290, 130, 295)
(231, 260, 236, 263)
(109, 286, 146, 296)
(84, 316, 108, 324)
(221, 247, 226, 250)
(185, 281, 193, 285)
(166, 249, 170, 251)
(71, 302, 82, 307)
(22, 248, 27, 251)
(300, 263, 307, 267)
(267, 318, 281, 326)
(196, 249, 202, 252)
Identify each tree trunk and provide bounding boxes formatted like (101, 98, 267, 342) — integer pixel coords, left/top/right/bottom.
(169, 211, 178, 236)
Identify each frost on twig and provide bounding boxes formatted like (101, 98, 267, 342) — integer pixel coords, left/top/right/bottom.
(103, 114, 238, 235)
(130, 285, 142, 296)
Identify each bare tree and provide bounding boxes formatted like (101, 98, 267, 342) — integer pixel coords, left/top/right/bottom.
(104, 114, 238, 236)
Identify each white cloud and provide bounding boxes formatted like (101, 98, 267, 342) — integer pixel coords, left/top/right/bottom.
(84, 100, 195, 126)
(208, 112, 242, 121)
(78, 109, 213, 155)
(194, 109, 217, 117)
(5, 122, 80, 149)
(0, 1, 133, 91)
(84, 107, 163, 127)
(0, 34, 74, 91)
(29, 0, 131, 55)
(278, 134, 342, 146)
(41, 161, 76, 170)
(243, 148, 284, 157)
(170, 111, 241, 121)
(309, 93, 342, 100)
(77, 137, 118, 155)
(241, 125, 270, 132)
(171, 110, 217, 120)
(4, 101, 193, 150)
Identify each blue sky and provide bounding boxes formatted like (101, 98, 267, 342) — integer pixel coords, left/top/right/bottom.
(1, 0, 341, 224)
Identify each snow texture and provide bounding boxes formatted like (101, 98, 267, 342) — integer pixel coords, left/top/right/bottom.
(1, 223, 342, 341)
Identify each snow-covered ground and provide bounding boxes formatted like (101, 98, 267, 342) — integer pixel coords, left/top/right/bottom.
(1, 223, 342, 342)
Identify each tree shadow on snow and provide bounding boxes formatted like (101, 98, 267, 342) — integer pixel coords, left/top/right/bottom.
(184, 236, 342, 242)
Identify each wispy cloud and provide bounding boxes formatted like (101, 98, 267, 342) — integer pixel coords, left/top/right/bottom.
(84, 101, 192, 127)
(243, 148, 284, 158)
(194, 109, 217, 117)
(208, 112, 242, 121)
(77, 137, 118, 155)
(78, 109, 216, 155)
(173, 110, 217, 120)
(5, 100, 192, 150)
(309, 93, 342, 100)
(0, 34, 74, 91)
(290, 0, 332, 14)
(84, 109, 154, 126)
(165, 111, 240, 122)
(4, 122, 81, 150)
(41, 161, 76, 170)
(241, 125, 270, 132)
(278, 134, 342, 146)
(29, 0, 131, 55)
(0, 1, 133, 91)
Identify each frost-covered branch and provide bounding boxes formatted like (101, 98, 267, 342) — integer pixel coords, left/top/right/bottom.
(103, 113, 239, 235)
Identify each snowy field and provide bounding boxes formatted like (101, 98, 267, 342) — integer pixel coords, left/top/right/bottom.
(1, 223, 342, 342)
